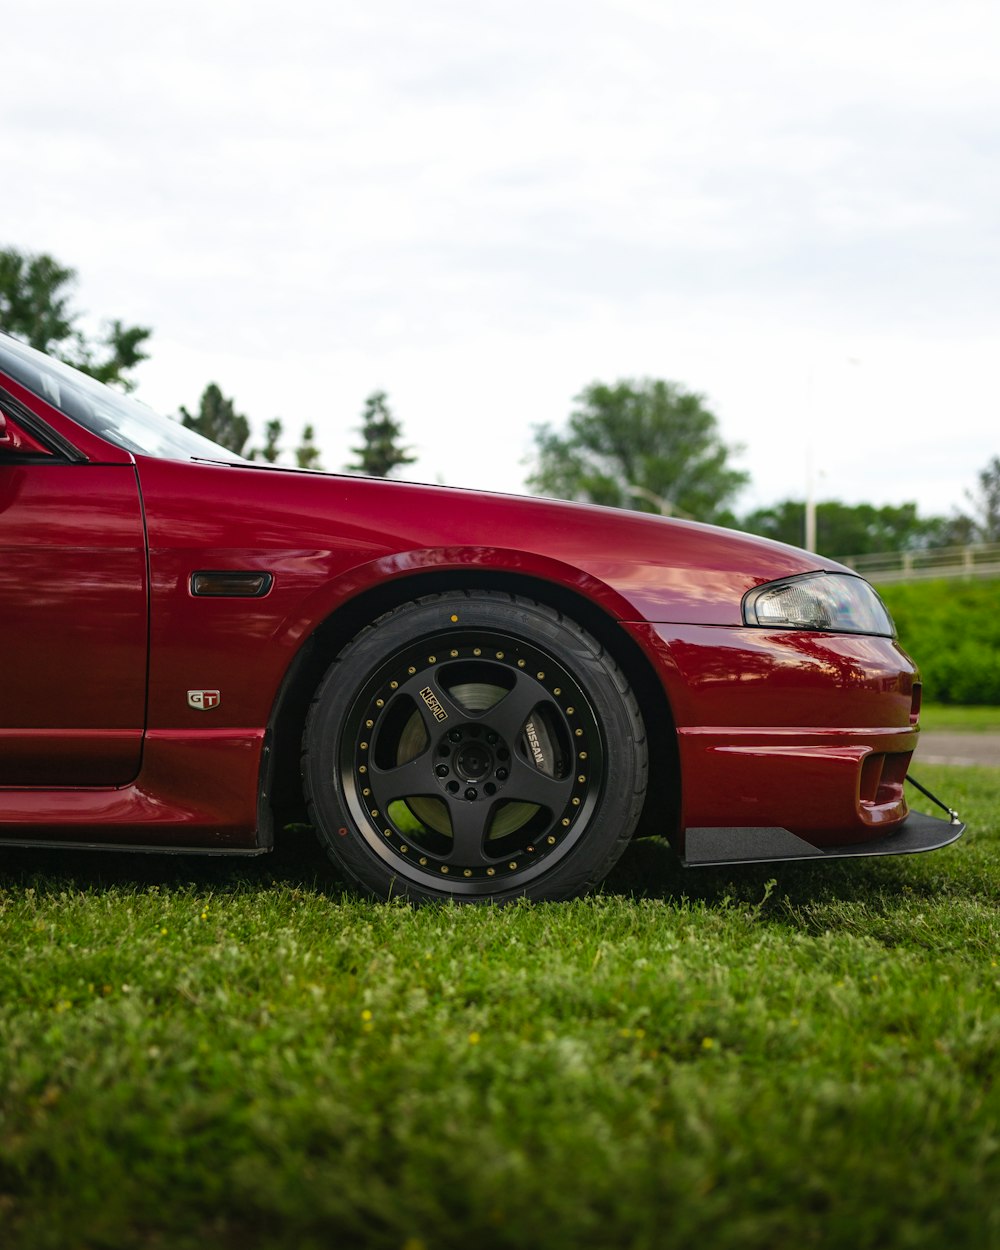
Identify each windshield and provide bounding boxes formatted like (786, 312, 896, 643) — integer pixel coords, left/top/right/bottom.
(0, 332, 243, 462)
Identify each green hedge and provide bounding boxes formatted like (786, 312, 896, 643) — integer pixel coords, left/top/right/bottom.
(877, 578, 1000, 706)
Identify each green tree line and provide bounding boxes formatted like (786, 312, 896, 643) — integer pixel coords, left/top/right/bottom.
(2, 244, 997, 542)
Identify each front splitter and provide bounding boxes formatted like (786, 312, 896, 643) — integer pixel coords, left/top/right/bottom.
(681, 809, 965, 867)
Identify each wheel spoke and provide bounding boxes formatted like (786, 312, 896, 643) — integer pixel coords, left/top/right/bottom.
(505, 754, 575, 809)
(368, 754, 434, 806)
(443, 799, 493, 867)
(485, 671, 547, 744)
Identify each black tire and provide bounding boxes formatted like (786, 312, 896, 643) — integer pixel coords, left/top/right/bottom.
(302, 591, 647, 902)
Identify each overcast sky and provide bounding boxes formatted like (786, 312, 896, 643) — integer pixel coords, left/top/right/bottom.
(4, 0, 998, 519)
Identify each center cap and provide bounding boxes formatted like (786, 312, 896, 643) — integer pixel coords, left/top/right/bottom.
(455, 743, 492, 781)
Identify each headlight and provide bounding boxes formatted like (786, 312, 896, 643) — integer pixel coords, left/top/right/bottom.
(742, 573, 894, 636)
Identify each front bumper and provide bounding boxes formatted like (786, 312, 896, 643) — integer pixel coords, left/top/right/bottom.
(622, 621, 923, 840)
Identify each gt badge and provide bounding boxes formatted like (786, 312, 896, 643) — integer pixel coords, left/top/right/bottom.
(188, 689, 221, 711)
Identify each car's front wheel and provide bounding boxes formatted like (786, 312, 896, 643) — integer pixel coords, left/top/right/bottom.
(302, 592, 647, 902)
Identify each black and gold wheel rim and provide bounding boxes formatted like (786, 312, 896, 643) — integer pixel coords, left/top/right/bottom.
(339, 629, 605, 895)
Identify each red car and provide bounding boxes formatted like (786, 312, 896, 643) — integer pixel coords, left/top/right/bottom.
(0, 334, 963, 900)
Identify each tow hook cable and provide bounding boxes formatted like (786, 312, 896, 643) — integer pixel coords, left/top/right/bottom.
(906, 775, 962, 826)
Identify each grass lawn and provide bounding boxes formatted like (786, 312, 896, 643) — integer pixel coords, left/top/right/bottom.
(1, 764, 998, 1249)
(920, 702, 1000, 733)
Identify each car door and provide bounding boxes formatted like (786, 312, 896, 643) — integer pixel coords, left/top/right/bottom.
(0, 393, 148, 786)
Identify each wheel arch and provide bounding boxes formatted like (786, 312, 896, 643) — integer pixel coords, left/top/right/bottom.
(264, 566, 681, 843)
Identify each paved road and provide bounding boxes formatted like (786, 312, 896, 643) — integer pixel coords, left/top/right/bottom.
(915, 732, 1000, 767)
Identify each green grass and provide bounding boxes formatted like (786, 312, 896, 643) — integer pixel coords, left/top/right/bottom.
(1, 765, 998, 1250)
(920, 702, 1000, 733)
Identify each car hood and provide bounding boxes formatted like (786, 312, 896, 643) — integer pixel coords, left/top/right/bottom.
(141, 457, 852, 628)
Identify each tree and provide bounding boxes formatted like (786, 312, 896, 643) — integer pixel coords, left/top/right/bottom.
(296, 424, 322, 470)
(0, 246, 150, 390)
(346, 390, 416, 478)
(960, 455, 1000, 543)
(251, 418, 285, 464)
(526, 379, 748, 522)
(739, 499, 948, 557)
(922, 513, 977, 549)
(180, 384, 250, 455)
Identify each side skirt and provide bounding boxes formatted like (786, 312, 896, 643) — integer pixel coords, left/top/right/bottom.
(682, 810, 965, 867)
(0, 730, 265, 850)
(0, 838, 269, 857)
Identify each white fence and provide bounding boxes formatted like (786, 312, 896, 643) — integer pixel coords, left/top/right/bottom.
(839, 543, 1000, 584)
